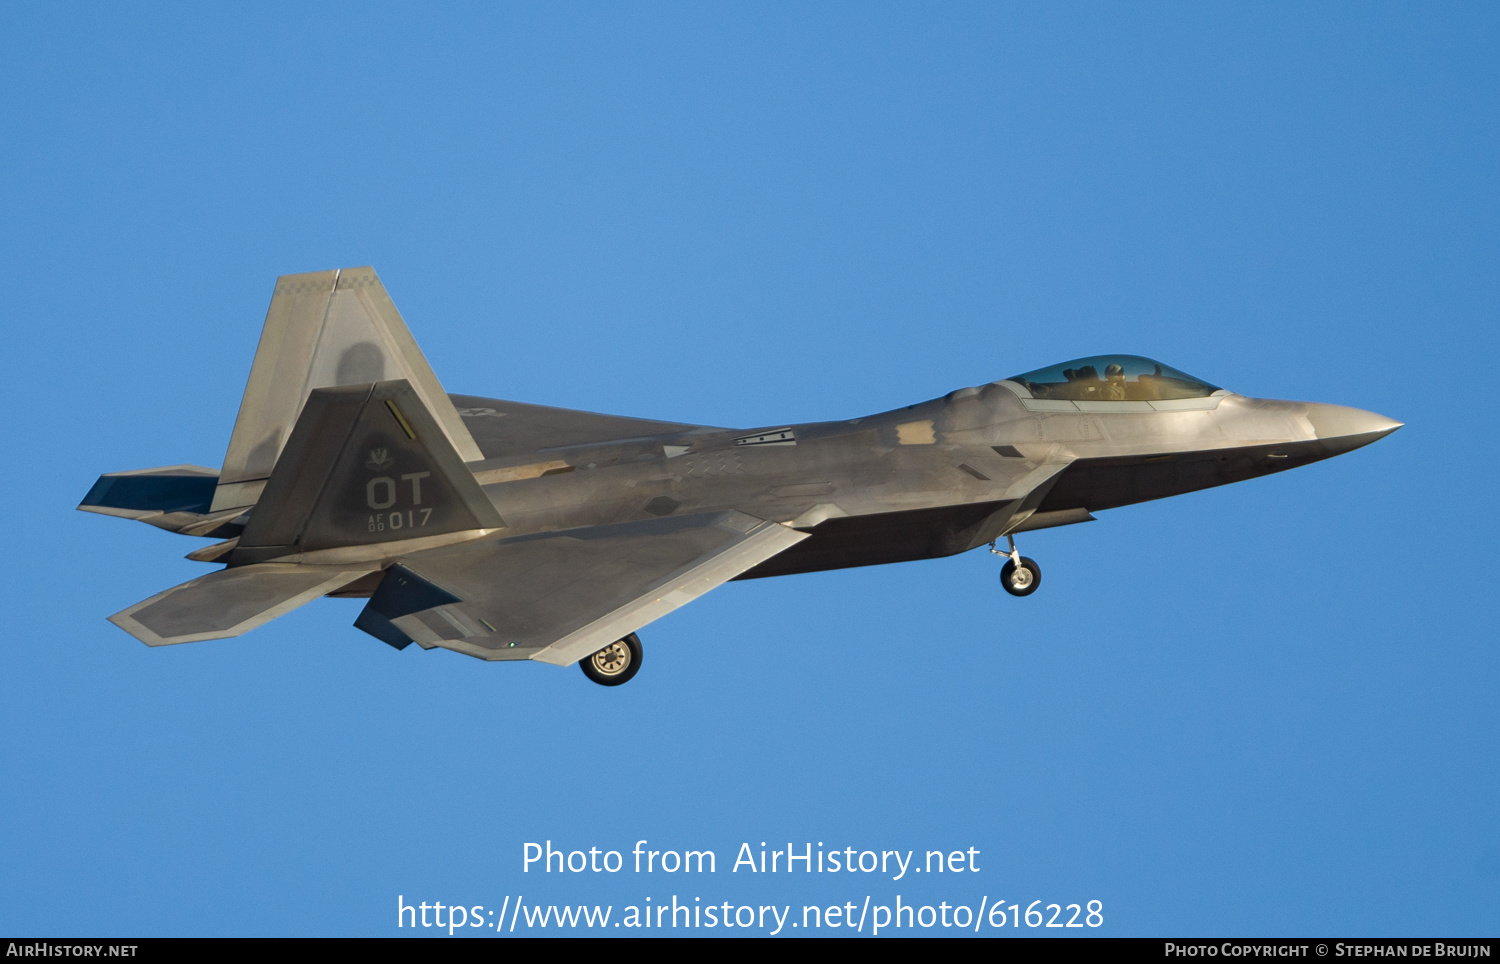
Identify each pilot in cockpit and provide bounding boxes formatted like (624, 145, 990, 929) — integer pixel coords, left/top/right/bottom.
(1102, 363, 1127, 401)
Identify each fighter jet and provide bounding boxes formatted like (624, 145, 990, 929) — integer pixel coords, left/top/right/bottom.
(80, 267, 1401, 685)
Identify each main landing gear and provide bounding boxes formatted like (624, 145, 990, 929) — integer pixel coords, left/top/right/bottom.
(991, 535, 1041, 597)
(580, 632, 643, 686)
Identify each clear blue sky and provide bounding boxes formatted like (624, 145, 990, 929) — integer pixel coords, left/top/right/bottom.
(2, 2, 1495, 936)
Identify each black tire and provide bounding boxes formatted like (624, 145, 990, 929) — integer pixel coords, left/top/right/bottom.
(580, 633, 643, 686)
(999, 557, 1041, 597)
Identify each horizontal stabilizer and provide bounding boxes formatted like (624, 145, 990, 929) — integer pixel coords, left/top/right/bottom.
(81, 464, 217, 516)
(109, 564, 376, 646)
(78, 465, 245, 537)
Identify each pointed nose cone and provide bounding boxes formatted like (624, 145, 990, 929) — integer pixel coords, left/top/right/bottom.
(1305, 403, 1403, 455)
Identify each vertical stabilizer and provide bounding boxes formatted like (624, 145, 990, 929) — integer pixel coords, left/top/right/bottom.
(231, 379, 504, 566)
(212, 267, 483, 512)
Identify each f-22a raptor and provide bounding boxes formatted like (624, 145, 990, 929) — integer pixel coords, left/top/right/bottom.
(81, 268, 1400, 685)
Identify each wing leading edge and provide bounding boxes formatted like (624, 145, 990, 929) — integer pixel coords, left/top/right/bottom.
(355, 511, 808, 664)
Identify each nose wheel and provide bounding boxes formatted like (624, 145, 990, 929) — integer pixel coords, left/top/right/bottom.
(991, 536, 1042, 597)
(580, 633, 643, 686)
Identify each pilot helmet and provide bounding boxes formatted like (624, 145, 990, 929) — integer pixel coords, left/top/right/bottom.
(1105, 363, 1125, 378)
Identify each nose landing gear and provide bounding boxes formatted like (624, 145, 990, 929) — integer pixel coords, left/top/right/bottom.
(991, 535, 1041, 597)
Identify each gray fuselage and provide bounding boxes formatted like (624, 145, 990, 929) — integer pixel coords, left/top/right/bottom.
(453, 380, 1400, 580)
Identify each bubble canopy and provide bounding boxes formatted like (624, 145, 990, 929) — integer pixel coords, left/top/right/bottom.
(1006, 355, 1221, 402)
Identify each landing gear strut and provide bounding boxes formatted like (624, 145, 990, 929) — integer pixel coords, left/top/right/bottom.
(580, 633, 643, 686)
(991, 535, 1041, 597)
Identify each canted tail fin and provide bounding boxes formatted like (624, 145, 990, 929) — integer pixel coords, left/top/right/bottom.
(212, 267, 483, 513)
(106, 379, 502, 647)
(230, 379, 504, 566)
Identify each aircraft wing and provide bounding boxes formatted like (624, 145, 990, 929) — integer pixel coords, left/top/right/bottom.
(449, 394, 725, 461)
(355, 510, 808, 665)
